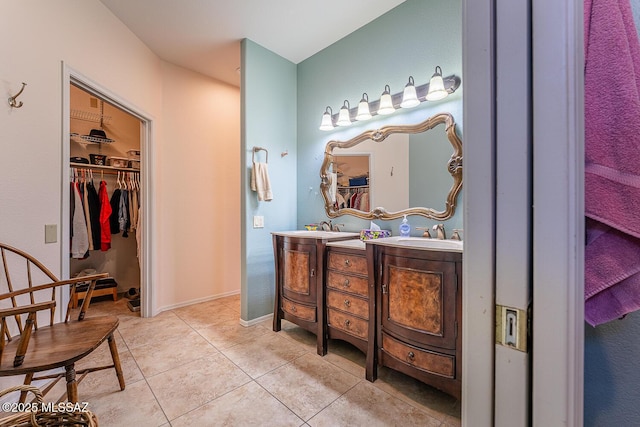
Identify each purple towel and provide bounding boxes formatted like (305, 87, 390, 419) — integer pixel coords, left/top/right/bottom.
(585, 219, 640, 325)
(584, 0, 640, 325)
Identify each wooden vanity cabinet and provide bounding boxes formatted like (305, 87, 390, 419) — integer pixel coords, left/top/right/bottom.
(272, 232, 358, 355)
(367, 243, 462, 399)
(325, 241, 371, 357)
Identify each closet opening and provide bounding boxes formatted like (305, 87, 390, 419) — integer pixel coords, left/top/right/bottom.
(61, 66, 155, 318)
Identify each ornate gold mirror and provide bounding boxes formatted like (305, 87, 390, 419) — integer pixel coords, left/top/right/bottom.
(319, 112, 462, 220)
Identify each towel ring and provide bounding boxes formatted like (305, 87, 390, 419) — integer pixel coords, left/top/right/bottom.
(252, 146, 268, 163)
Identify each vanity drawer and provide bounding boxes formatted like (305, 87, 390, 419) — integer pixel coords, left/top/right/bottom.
(327, 289, 368, 319)
(381, 333, 455, 379)
(281, 297, 316, 322)
(327, 252, 367, 276)
(327, 309, 368, 340)
(326, 270, 368, 297)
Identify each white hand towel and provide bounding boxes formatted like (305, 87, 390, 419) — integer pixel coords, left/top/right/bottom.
(329, 172, 338, 203)
(251, 161, 273, 201)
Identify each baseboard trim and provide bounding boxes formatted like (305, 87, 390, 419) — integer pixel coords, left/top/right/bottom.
(157, 290, 240, 312)
(239, 313, 272, 327)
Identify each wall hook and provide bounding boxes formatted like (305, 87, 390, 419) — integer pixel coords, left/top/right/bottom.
(8, 82, 26, 108)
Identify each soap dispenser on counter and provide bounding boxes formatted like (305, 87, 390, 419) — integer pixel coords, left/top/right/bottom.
(399, 215, 411, 237)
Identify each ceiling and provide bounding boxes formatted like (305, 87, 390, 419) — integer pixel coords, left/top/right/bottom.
(99, 0, 407, 87)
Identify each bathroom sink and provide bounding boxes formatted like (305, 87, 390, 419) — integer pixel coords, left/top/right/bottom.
(372, 236, 464, 252)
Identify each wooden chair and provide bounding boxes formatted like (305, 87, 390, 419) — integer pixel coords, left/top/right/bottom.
(0, 243, 125, 403)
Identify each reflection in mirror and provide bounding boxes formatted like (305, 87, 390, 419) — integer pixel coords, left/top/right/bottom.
(320, 113, 462, 220)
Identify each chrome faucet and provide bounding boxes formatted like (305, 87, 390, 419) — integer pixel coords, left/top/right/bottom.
(432, 224, 446, 240)
(319, 220, 344, 232)
(416, 227, 432, 238)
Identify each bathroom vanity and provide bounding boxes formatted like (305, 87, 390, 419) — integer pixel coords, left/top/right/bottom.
(365, 237, 463, 399)
(324, 240, 372, 360)
(272, 230, 359, 355)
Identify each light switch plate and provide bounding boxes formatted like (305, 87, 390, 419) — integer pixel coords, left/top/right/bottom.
(45, 224, 57, 243)
(253, 216, 264, 228)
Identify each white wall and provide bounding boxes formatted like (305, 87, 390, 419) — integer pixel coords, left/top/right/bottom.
(0, 0, 240, 311)
(158, 62, 240, 308)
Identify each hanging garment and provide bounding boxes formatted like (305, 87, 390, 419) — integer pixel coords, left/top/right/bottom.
(99, 181, 112, 251)
(71, 183, 89, 259)
(131, 189, 139, 232)
(82, 181, 93, 251)
(119, 189, 130, 237)
(584, 0, 640, 325)
(360, 191, 370, 212)
(110, 188, 122, 234)
(86, 181, 101, 250)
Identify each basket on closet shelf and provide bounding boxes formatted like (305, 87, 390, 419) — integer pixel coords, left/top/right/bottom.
(0, 385, 98, 426)
(126, 149, 140, 160)
(108, 157, 129, 168)
(89, 154, 107, 165)
(127, 149, 141, 169)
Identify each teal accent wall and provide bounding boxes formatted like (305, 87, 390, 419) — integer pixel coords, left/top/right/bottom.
(241, 39, 297, 321)
(296, 0, 463, 235)
(241, 0, 463, 321)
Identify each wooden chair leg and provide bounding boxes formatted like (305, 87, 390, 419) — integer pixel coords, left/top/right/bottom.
(19, 373, 34, 403)
(65, 364, 78, 403)
(108, 334, 125, 391)
(112, 288, 118, 302)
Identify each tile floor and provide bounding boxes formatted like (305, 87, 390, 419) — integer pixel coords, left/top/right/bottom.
(0, 295, 461, 426)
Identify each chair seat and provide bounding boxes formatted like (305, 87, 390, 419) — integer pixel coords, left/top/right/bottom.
(0, 316, 119, 375)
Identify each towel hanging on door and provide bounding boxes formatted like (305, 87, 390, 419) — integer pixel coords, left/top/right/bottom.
(584, 0, 640, 325)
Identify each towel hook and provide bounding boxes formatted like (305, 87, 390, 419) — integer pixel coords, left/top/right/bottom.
(8, 82, 27, 108)
(252, 146, 268, 163)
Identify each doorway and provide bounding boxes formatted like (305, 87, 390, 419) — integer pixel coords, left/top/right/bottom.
(61, 65, 155, 318)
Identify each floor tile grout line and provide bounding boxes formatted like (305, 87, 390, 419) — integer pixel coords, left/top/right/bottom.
(244, 379, 306, 425)
(84, 297, 460, 425)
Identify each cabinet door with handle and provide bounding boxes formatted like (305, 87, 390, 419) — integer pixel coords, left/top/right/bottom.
(380, 254, 458, 349)
(282, 241, 317, 304)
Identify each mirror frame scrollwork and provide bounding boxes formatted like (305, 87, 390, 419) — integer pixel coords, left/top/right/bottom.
(319, 112, 463, 220)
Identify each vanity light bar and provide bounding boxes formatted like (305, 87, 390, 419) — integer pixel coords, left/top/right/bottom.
(319, 71, 461, 131)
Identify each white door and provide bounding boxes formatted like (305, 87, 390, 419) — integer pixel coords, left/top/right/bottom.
(462, 0, 584, 425)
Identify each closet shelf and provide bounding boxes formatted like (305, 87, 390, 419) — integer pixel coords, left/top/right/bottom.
(71, 162, 138, 173)
(70, 109, 112, 124)
(338, 185, 369, 189)
(70, 133, 115, 145)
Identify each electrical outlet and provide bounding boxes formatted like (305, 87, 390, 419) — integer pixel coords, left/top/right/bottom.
(253, 216, 264, 228)
(45, 224, 57, 243)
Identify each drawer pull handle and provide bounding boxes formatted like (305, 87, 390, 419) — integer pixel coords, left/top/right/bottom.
(344, 319, 351, 327)
(290, 305, 297, 312)
(343, 279, 350, 287)
(344, 259, 351, 267)
(407, 351, 415, 361)
(344, 299, 351, 307)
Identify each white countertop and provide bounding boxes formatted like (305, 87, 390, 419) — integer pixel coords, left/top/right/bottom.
(326, 239, 366, 251)
(271, 230, 360, 239)
(364, 236, 463, 253)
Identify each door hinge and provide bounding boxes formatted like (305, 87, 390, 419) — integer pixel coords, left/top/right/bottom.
(496, 304, 528, 352)
(382, 283, 388, 294)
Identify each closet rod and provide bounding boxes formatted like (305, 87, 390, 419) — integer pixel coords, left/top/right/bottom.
(70, 162, 139, 173)
(71, 168, 139, 176)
